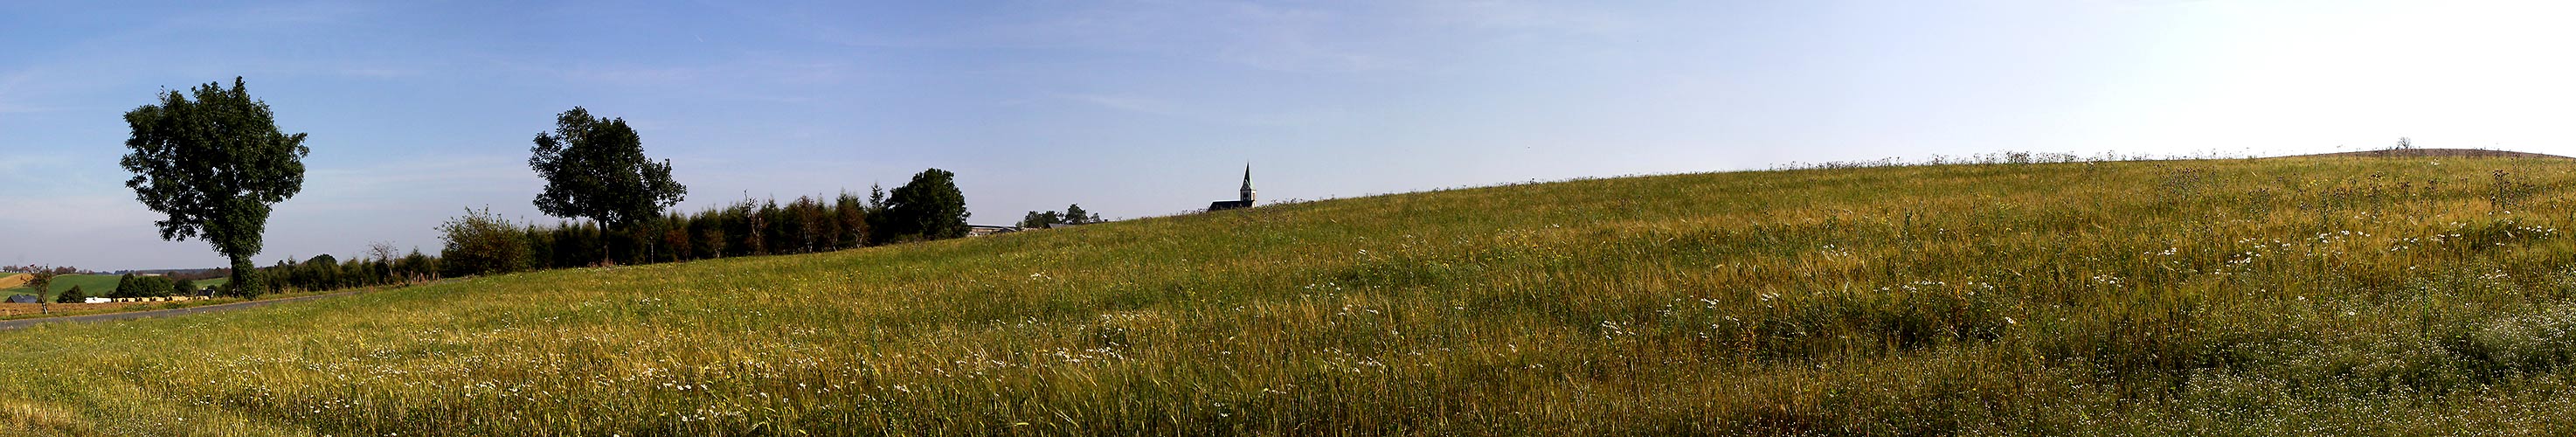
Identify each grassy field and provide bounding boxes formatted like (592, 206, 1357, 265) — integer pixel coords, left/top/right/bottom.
(3, 155, 2576, 434)
(2, 275, 123, 300)
(1, 275, 227, 300)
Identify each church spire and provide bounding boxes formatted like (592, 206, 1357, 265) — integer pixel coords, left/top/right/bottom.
(1239, 163, 1256, 203)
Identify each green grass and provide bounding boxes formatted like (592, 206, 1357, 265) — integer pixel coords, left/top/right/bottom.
(3, 275, 226, 300)
(2, 275, 121, 299)
(5, 156, 2576, 434)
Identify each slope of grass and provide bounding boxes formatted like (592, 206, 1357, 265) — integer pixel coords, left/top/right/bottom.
(3, 156, 2576, 434)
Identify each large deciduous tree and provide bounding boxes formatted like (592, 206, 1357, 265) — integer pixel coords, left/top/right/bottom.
(120, 77, 310, 297)
(879, 169, 970, 243)
(527, 107, 687, 264)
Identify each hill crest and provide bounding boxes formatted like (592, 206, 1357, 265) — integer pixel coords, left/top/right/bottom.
(2277, 148, 2572, 160)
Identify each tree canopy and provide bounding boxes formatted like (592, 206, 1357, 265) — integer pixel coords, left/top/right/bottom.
(120, 77, 309, 296)
(878, 169, 969, 242)
(1018, 204, 1104, 228)
(529, 107, 687, 231)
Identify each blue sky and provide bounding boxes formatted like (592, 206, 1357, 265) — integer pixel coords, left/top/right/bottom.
(6, 1, 2576, 270)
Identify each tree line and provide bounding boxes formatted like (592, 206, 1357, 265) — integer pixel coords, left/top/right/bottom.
(109, 78, 996, 297)
(1017, 204, 1104, 228)
(432, 173, 967, 279)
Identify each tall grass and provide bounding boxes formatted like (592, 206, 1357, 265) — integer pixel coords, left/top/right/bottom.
(3, 156, 2576, 435)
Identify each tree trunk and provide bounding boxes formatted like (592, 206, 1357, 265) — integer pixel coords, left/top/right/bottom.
(230, 255, 258, 298)
(599, 222, 614, 267)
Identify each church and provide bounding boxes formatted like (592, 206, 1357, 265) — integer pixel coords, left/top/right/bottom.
(1208, 164, 1256, 212)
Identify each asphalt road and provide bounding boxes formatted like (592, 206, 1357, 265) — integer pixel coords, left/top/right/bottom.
(0, 289, 365, 330)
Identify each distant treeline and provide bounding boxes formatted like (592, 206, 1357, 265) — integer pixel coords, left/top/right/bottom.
(514, 191, 878, 271)
(246, 169, 978, 295)
(244, 192, 883, 295)
(247, 252, 438, 296)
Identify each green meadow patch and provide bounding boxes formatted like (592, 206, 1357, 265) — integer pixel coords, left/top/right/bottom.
(3, 275, 226, 301)
(5, 156, 2576, 434)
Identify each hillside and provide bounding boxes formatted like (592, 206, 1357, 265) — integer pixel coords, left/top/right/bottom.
(3, 156, 2576, 434)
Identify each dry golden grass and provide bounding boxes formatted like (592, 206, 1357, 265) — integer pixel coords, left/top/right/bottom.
(3, 155, 2576, 435)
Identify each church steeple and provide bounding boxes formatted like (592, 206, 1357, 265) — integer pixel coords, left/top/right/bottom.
(1238, 163, 1256, 203)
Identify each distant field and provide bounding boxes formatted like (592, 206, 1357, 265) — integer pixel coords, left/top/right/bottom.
(9, 155, 2576, 434)
(0, 274, 24, 289)
(1, 274, 228, 299)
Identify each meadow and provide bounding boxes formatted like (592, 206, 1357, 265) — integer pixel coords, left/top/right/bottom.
(3, 155, 2576, 434)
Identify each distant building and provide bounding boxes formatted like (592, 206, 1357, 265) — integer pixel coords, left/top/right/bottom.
(967, 225, 1022, 237)
(1208, 164, 1257, 212)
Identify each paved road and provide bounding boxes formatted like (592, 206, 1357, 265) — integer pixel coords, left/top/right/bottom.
(0, 290, 366, 330)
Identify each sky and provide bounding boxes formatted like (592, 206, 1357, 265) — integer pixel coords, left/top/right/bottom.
(6, 1, 2576, 270)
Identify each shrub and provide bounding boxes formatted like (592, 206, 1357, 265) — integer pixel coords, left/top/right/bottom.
(438, 206, 530, 277)
(55, 285, 85, 303)
(113, 274, 136, 298)
(135, 276, 176, 297)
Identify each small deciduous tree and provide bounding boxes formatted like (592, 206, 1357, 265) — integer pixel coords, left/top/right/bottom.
(17, 267, 59, 313)
(834, 191, 869, 248)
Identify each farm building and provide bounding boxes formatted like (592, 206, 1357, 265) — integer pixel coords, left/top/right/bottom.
(967, 225, 1021, 237)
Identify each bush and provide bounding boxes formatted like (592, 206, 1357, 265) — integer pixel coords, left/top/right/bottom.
(136, 276, 175, 297)
(56, 285, 86, 303)
(438, 206, 530, 277)
(110, 274, 174, 298)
